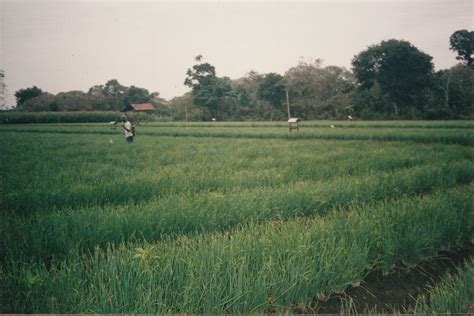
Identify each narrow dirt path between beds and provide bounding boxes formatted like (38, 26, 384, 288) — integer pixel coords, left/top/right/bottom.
(314, 243, 474, 313)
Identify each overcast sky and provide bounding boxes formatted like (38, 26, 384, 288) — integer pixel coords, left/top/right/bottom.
(1, 0, 472, 107)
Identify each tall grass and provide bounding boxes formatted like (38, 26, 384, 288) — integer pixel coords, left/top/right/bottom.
(2, 185, 472, 313)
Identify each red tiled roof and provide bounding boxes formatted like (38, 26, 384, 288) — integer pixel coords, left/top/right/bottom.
(131, 103, 155, 111)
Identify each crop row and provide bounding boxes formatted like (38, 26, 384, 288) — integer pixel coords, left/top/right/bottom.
(1, 124, 473, 145)
(2, 184, 472, 313)
(142, 127, 473, 145)
(143, 121, 474, 129)
(3, 132, 471, 215)
(2, 122, 473, 313)
(2, 159, 472, 262)
(412, 259, 474, 314)
(0, 111, 156, 124)
(1, 113, 473, 129)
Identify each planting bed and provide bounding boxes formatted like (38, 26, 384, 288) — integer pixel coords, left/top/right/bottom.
(1, 120, 473, 313)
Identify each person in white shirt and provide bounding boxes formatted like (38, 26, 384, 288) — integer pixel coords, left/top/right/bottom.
(122, 117, 134, 143)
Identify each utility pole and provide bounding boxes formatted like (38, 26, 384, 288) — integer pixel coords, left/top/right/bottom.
(0, 70, 6, 109)
(286, 89, 290, 119)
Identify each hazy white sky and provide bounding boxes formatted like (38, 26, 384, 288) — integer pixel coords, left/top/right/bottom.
(1, 0, 472, 106)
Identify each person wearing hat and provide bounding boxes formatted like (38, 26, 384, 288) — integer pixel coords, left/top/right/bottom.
(122, 117, 134, 143)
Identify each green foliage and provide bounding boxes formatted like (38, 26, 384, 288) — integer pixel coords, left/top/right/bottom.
(413, 260, 474, 314)
(9, 31, 473, 120)
(121, 86, 152, 108)
(2, 186, 472, 312)
(184, 58, 231, 119)
(104, 79, 126, 96)
(256, 73, 286, 109)
(1, 122, 473, 312)
(4, 121, 473, 144)
(427, 65, 474, 119)
(226, 71, 273, 120)
(184, 62, 216, 88)
(192, 76, 232, 119)
(12, 79, 163, 113)
(15, 86, 44, 107)
(444, 65, 474, 117)
(0, 111, 155, 124)
(101, 79, 127, 110)
(449, 29, 474, 67)
(16, 93, 57, 112)
(352, 39, 434, 117)
(284, 60, 355, 119)
(55, 91, 91, 111)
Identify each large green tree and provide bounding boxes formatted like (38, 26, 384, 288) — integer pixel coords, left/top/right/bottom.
(256, 73, 286, 119)
(18, 93, 57, 111)
(87, 85, 111, 111)
(121, 86, 152, 107)
(449, 29, 474, 67)
(352, 39, 434, 117)
(103, 79, 127, 110)
(284, 59, 355, 119)
(231, 71, 267, 119)
(257, 73, 285, 106)
(15, 86, 44, 107)
(427, 65, 474, 119)
(55, 91, 91, 111)
(184, 56, 231, 119)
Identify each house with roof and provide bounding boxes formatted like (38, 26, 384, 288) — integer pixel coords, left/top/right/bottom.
(122, 103, 156, 114)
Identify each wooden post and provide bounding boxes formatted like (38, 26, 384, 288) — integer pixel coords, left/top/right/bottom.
(286, 89, 290, 120)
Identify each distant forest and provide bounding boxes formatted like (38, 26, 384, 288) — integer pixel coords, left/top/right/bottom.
(11, 30, 474, 120)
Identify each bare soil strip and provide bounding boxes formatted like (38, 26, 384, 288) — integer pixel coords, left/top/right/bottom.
(314, 243, 474, 313)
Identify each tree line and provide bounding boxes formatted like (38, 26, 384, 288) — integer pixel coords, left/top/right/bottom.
(13, 29, 473, 120)
(14, 79, 168, 113)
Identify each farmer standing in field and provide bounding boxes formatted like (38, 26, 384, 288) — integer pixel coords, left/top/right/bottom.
(122, 116, 134, 143)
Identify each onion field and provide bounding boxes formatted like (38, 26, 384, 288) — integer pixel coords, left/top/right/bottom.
(1, 120, 473, 313)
